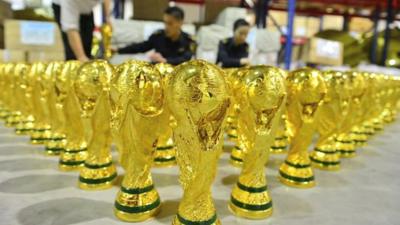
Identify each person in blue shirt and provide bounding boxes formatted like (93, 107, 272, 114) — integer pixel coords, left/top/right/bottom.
(217, 19, 251, 68)
(118, 6, 195, 65)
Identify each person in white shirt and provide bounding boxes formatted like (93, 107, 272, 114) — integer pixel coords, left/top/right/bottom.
(52, 0, 111, 62)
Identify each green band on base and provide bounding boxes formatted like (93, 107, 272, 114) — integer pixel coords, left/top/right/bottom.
(115, 198, 160, 214)
(65, 148, 87, 153)
(230, 196, 272, 211)
(279, 170, 314, 183)
(227, 134, 238, 139)
(237, 182, 267, 193)
(230, 155, 243, 163)
(314, 148, 337, 155)
(84, 161, 113, 169)
(59, 160, 85, 166)
(156, 145, 174, 151)
(79, 172, 117, 185)
(284, 160, 310, 169)
(310, 157, 340, 166)
(271, 146, 287, 150)
(177, 213, 217, 225)
(121, 185, 154, 195)
(154, 157, 176, 162)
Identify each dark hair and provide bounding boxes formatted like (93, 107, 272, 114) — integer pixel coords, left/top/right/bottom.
(233, 18, 250, 32)
(164, 6, 185, 21)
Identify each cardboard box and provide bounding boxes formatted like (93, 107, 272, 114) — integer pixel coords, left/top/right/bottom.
(133, 0, 168, 21)
(27, 50, 65, 63)
(306, 37, 343, 66)
(4, 20, 64, 52)
(0, 0, 13, 25)
(0, 49, 27, 62)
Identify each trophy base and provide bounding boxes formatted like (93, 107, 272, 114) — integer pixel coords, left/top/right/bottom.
(154, 145, 176, 167)
(44, 137, 65, 156)
(0, 108, 10, 120)
(279, 161, 315, 188)
(114, 185, 161, 222)
(30, 128, 52, 145)
(59, 147, 87, 171)
(338, 150, 356, 158)
(372, 121, 384, 132)
(229, 146, 244, 168)
(229, 182, 273, 219)
(78, 161, 117, 190)
(335, 136, 355, 158)
(4, 112, 21, 127)
(351, 132, 368, 147)
(361, 124, 375, 136)
(270, 135, 288, 154)
(172, 214, 220, 225)
(310, 148, 340, 171)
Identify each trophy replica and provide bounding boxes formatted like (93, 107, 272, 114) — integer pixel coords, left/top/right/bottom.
(28, 62, 53, 145)
(42, 62, 66, 155)
(227, 68, 248, 167)
(112, 61, 169, 221)
(336, 71, 366, 157)
(310, 71, 351, 170)
(75, 60, 117, 190)
(168, 60, 230, 225)
(4, 63, 23, 127)
(153, 63, 177, 167)
(229, 66, 286, 219)
(224, 68, 239, 142)
(270, 115, 289, 154)
(13, 63, 35, 135)
(101, 24, 113, 60)
(56, 61, 88, 171)
(279, 68, 327, 188)
(0, 64, 9, 120)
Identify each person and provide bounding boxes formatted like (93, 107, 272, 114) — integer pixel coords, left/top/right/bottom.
(217, 19, 251, 68)
(52, 0, 112, 62)
(117, 6, 195, 65)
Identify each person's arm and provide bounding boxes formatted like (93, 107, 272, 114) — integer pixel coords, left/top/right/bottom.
(60, 0, 89, 61)
(118, 34, 154, 54)
(67, 30, 89, 61)
(217, 41, 241, 68)
(103, 0, 112, 25)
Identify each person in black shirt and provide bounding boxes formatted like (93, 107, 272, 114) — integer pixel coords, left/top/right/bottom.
(118, 6, 195, 65)
(217, 19, 251, 68)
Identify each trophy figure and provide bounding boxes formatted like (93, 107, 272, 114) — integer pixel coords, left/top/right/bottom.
(153, 63, 177, 167)
(56, 61, 88, 171)
(336, 71, 366, 157)
(13, 63, 35, 135)
(229, 66, 286, 219)
(42, 62, 66, 155)
(310, 71, 351, 170)
(168, 60, 230, 225)
(270, 115, 289, 154)
(278, 68, 327, 188)
(75, 60, 117, 190)
(0, 64, 10, 120)
(101, 24, 113, 60)
(4, 63, 23, 127)
(226, 68, 248, 167)
(112, 61, 168, 221)
(28, 62, 53, 145)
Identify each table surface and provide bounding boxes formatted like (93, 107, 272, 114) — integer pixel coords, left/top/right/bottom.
(0, 120, 399, 225)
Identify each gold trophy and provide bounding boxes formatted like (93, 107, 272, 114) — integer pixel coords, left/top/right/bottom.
(336, 71, 366, 157)
(112, 61, 168, 221)
(4, 63, 23, 127)
(75, 60, 117, 190)
(28, 62, 53, 145)
(226, 68, 249, 167)
(56, 61, 88, 171)
(101, 24, 113, 60)
(279, 68, 327, 188)
(42, 62, 66, 155)
(13, 63, 35, 135)
(0, 64, 9, 120)
(229, 66, 286, 219)
(270, 115, 289, 154)
(153, 63, 177, 167)
(310, 71, 351, 170)
(168, 60, 230, 225)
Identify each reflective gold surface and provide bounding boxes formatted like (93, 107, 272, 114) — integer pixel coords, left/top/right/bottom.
(279, 67, 327, 188)
(75, 60, 117, 190)
(111, 60, 168, 221)
(229, 66, 286, 219)
(168, 60, 230, 225)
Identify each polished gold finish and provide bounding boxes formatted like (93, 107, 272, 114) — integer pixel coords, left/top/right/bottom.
(101, 24, 113, 60)
(75, 60, 117, 190)
(279, 67, 327, 188)
(168, 60, 230, 225)
(111, 61, 168, 222)
(229, 66, 286, 219)
(56, 61, 88, 171)
(270, 115, 289, 154)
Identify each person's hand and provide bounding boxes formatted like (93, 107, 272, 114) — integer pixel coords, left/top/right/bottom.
(149, 52, 167, 63)
(78, 55, 90, 62)
(240, 58, 250, 66)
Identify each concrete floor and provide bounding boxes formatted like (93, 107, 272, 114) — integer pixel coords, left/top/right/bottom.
(0, 120, 400, 225)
